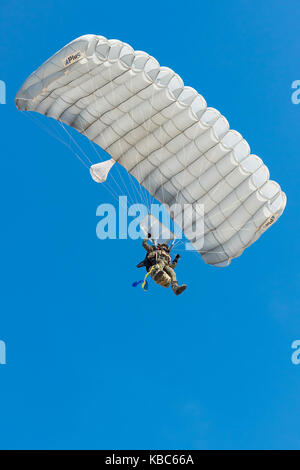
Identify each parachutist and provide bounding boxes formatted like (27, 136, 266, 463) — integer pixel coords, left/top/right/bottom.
(137, 237, 187, 295)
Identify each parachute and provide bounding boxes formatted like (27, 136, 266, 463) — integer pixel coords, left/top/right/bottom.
(15, 34, 286, 266)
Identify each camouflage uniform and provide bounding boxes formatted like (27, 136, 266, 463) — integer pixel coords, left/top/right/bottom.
(142, 238, 186, 295)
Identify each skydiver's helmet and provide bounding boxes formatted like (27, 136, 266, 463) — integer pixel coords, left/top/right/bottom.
(157, 242, 172, 253)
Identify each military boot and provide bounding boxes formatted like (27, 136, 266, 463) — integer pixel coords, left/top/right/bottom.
(171, 282, 187, 295)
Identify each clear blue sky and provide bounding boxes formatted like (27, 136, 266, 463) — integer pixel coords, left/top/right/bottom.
(0, 0, 299, 450)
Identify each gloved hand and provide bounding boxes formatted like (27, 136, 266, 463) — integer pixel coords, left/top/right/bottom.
(147, 232, 152, 238)
(175, 254, 181, 260)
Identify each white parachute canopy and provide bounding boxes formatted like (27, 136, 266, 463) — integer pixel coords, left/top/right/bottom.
(15, 34, 286, 266)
